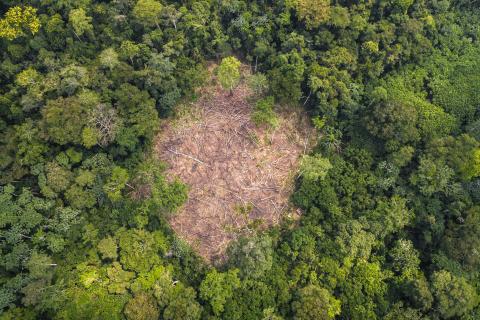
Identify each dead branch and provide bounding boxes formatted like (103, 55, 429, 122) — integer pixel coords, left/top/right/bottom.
(167, 148, 210, 166)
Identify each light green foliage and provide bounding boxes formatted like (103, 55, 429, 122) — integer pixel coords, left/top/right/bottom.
(367, 80, 456, 150)
(120, 41, 141, 63)
(97, 237, 118, 260)
(152, 267, 176, 307)
(329, 6, 350, 28)
(462, 148, 480, 180)
(99, 48, 120, 70)
(133, 0, 163, 28)
(292, 285, 341, 320)
(0, 6, 41, 40)
(336, 220, 377, 261)
(131, 265, 173, 293)
(69, 8, 93, 36)
(294, 0, 331, 29)
(117, 228, 167, 273)
(300, 154, 333, 182)
(16, 67, 39, 87)
(341, 261, 387, 320)
(45, 161, 72, 193)
(430, 52, 480, 123)
(65, 183, 97, 209)
(262, 308, 284, 320)
(431, 270, 479, 318)
(78, 264, 100, 288)
(66, 148, 83, 164)
(217, 56, 241, 93)
(56, 286, 129, 320)
(200, 269, 241, 315)
(106, 261, 135, 294)
(391, 145, 414, 168)
(363, 41, 379, 54)
(103, 166, 129, 201)
(251, 96, 278, 128)
(247, 73, 269, 96)
(82, 127, 99, 148)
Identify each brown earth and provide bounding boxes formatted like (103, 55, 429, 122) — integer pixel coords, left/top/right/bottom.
(154, 69, 314, 262)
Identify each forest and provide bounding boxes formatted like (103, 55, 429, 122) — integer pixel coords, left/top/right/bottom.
(1, 0, 480, 319)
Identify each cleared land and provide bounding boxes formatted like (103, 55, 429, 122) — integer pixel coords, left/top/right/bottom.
(154, 68, 313, 261)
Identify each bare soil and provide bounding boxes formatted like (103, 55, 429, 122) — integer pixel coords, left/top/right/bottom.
(154, 68, 314, 262)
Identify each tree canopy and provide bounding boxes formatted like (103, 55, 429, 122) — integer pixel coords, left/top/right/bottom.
(1, 0, 480, 319)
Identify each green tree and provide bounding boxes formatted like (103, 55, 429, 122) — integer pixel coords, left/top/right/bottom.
(120, 41, 141, 64)
(389, 239, 420, 280)
(200, 269, 241, 315)
(292, 285, 341, 320)
(97, 237, 118, 260)
(42, 95, 92, 145)
(217, 56, 241, 94)
(384, 302, 423, 320)
(227, 235, 273, 279)
(410, 157, 455, 196)
(247, 73, 269, 96)
(294, 0, 331, 29)
(0, 6, 41, 40)
(117, 228, 167, 273)
(133, 0, 163, 29)
(69, 8, 93, 37)
(431, 270, 479, 319)
(124, 292, 160, 320)
(99, 48, 120, 70)
(103, 166, 129, 201)
(269, 52, 305, 103)
(106, 262, 135, 294)
(442, 207, 480, 270)
(299, 154, 333, 182)
(163, 285, 202, 320)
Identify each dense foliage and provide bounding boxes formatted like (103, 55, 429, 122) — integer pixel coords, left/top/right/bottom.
(1, 0, 480, 319)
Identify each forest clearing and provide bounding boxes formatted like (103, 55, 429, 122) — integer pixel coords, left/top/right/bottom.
(155, 68, 313, 260)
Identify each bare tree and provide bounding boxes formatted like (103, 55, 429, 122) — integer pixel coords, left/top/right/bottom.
(88, 103, 122, 146)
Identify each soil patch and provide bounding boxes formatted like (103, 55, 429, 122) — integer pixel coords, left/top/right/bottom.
(154, 70, 313, 262)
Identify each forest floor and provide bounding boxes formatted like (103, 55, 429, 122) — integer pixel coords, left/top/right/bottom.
(154, 66, 314, 262)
